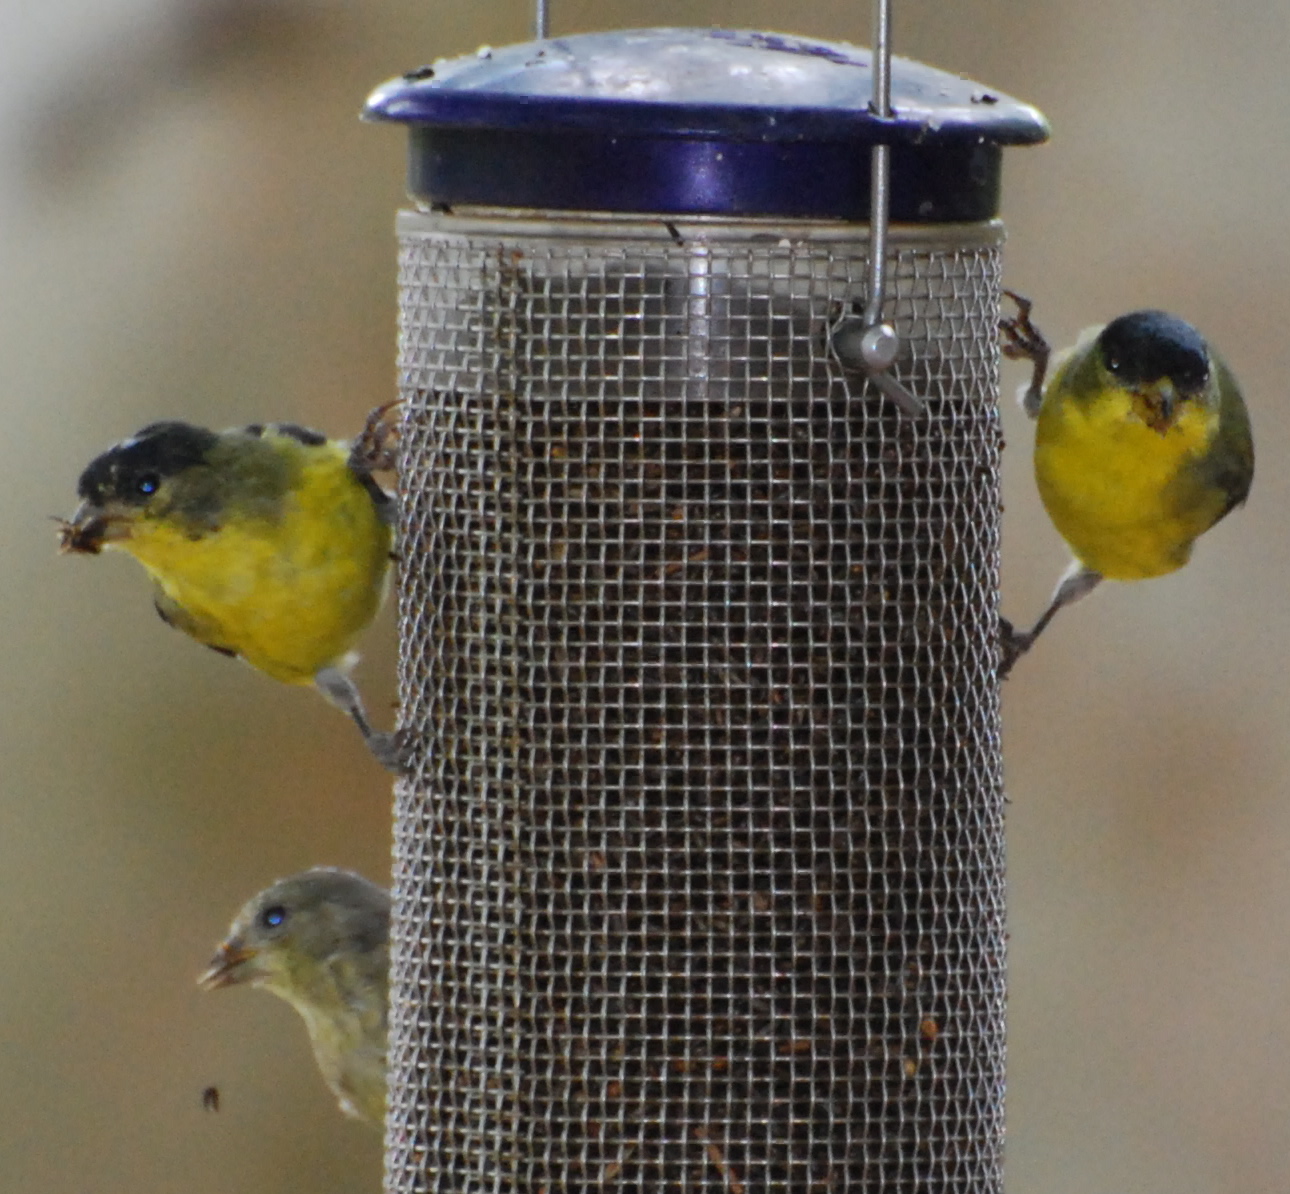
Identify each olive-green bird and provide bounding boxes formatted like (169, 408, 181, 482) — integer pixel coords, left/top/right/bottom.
(999, 292, 1254, 673)
(59, 412, 404, 768)
(199, 867, 390, 1127)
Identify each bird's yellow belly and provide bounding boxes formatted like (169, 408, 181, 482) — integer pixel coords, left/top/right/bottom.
(1034, 399, 1221, 580)
(122, 470, 390, 684)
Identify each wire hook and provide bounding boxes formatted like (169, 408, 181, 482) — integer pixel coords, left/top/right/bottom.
(849, 0, 925, 418)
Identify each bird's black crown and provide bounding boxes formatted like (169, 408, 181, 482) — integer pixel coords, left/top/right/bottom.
(1097, 310, 1210, 393)
(77, 421, 219, 506)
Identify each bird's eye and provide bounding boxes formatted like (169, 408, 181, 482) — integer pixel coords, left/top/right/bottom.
(136, 473, 161, 497)
(259, 905, 288, 930)
(1104, 353, 1122, 374)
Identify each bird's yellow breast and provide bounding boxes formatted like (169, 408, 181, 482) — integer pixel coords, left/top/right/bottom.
(1034, 388, 1225, 580)
(118, 442, 391, 684)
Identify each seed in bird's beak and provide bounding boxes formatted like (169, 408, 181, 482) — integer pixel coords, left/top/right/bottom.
(56, 502, 125, 554)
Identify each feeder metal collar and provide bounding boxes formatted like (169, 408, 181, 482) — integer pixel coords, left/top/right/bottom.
(363, 27, 1049, 221)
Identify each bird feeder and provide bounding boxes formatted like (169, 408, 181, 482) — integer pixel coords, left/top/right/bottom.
(365, 25, 1046, 1193)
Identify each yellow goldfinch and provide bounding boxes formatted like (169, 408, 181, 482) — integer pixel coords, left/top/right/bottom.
(59, 413, 403, 768)
(198, 867, 390, 1127)
(1000, 293, 1253, 672)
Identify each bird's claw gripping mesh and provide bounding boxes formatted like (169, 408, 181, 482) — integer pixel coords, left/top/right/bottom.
(388, 211, 1005, 1194)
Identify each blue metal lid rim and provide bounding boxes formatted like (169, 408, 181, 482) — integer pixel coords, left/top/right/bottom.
(368, 89, 1045, 148)
(364, 28, 1048, 147)
(367, 27, 1047, 223)
(408, 127, 1003, 222)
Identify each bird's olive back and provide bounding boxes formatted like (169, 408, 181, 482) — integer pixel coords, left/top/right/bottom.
(242, 422, 327, 448)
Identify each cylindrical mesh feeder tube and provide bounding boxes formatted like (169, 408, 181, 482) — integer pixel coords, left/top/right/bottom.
(366, 28, 1047, 1194)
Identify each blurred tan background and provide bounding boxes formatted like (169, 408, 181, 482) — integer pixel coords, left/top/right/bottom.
(2, 0, 1286, 1190)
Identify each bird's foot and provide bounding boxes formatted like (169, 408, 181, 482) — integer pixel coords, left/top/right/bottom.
(349, 399, 403, 475)
(316, 665, 411, 775)
(999, 290, 1049, 362)
(999, 290, 1051, 417)
(364, 727, 414, 776)
(997, 615, 1034, 679)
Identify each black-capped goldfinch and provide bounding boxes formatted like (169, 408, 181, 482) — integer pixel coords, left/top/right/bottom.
(1000, 293, 1253, 673)
(198, 867, 390, 1127)
(59, 413, 403, 768)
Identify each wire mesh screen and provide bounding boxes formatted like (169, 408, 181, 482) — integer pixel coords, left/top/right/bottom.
(388, 210, 1005, 1194)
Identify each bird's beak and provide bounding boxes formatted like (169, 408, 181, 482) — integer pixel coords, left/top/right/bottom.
(197, 939, 260, 991)
(1137, 380, 1181, 433)
(56, 500, 129, 555)
(1155, 380, 1177, 423)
